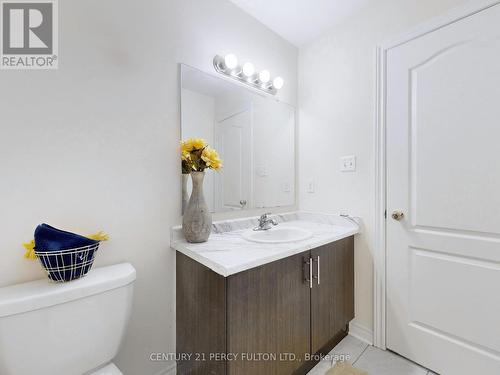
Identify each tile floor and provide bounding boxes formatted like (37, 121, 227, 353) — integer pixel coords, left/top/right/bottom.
(307, 335, 437, 375)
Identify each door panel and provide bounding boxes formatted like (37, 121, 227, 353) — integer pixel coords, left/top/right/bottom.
(386, 4, 500, 374)
(215, 109, 252, 211)
(410, 38, 500, 234)
(311, 237, 354, 355)
(227, 252, 311, 375)
(410, 247, 500, 352)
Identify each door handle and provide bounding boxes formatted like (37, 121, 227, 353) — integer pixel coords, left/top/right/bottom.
(309, 259, 313, 289)
(312, 256, 321, 285)
(304, 258, 313, 288)
(391, 210, 404, 221)
(316, 256, 320, 285)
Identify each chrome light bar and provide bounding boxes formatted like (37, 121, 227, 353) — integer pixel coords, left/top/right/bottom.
(213, 54, 284, 96)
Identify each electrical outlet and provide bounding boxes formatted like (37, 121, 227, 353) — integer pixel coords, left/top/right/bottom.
(283, 182, 291, 192)
(341, 155, 356, 172)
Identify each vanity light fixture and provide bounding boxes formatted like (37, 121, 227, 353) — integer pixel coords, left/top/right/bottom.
(242, 62, 255, 77)
(224, 53, 238, 70)
(258, 69, 271, 83)
(213, 54, 284, 95)
(273, 76, 284, 90)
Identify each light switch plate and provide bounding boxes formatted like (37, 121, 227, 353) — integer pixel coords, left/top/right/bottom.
(256, 164, 269, 177)
(307, 181, 315, 193)
(341, 155, 356, 172)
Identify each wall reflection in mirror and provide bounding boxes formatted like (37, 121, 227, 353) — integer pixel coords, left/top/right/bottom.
(181, 64, 295, 213)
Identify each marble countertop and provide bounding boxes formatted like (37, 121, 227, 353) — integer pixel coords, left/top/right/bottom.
(170, 212, 361, 277)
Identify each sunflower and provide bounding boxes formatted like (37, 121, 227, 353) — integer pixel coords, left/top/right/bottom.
(180, 139, 222, 172)
(201, 147, 223, 171)
(180, 138, 207, 153)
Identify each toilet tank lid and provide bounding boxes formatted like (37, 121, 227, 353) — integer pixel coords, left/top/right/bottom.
(0, 263, 136, 318)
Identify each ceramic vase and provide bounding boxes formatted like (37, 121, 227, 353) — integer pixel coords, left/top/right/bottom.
(182, 171, 212, 243)
(181, 174, 189, 215)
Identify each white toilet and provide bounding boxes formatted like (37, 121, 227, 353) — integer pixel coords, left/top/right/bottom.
(0, 263, 136, 375)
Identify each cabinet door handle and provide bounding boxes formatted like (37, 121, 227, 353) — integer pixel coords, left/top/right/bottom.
(317, 256, 320, 285)
(309, 258, 313, 289)
(304, 258, 313, 288)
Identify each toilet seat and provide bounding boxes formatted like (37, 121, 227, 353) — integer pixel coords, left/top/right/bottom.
(90, 363, 123, 375)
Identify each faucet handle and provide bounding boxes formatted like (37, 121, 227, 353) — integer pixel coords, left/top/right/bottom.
(254, 213, 278, 231)
(259, 212, 271, 221)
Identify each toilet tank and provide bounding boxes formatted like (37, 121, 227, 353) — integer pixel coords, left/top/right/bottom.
(0, 263, 136, 375)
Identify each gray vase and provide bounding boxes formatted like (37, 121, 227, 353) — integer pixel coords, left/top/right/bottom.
(181, 174, 189, 215)
(182, 171, 212, 243)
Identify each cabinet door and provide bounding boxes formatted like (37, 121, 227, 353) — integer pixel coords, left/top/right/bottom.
(227, 252, 311, 375)
(311, 236, 354, 355)
(176, 253, 227, 375)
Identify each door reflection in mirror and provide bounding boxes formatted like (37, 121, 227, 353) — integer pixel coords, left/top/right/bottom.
(181, 64, 295, 213)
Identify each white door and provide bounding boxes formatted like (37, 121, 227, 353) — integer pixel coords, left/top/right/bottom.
(386, 4, 500, 375)
(215, 109, 252, 211)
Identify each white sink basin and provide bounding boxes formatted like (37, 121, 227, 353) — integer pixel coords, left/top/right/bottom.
(242, 226, 313, 244)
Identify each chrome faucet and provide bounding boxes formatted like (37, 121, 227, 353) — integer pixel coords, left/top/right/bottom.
(254, 213, 278, 231)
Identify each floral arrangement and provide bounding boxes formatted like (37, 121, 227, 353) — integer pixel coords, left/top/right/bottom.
(180, 138, 222, 174)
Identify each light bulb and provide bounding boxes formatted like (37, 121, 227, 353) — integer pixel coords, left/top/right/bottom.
(242, 62, 255, 77)
(259, 70, 271, 83)
(224, 54, 238, 70)
(273, 76, 284, 89)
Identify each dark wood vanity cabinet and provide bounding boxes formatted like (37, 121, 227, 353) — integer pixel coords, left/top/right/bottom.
(176, 236, 354, 375)
(227, 251, 311, 374)
(311, 238, 354, 355)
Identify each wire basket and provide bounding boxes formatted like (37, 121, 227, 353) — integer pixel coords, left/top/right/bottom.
(35, 243, 100, 282)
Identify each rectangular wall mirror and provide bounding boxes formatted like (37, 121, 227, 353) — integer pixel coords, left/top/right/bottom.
(180, 64, 296, 213)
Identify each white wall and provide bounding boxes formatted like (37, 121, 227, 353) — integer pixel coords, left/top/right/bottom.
(0, 0, 297, 374)
(298, 0, 469, 333)
(252, 98, 295, 208)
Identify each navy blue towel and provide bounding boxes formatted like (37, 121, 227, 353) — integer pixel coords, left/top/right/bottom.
(34, 224, 98, 251)
(34, 224, 100, 282)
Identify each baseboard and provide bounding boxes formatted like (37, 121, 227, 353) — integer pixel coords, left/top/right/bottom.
(349, 321, 373, 346)
(153, 362, 176, 375)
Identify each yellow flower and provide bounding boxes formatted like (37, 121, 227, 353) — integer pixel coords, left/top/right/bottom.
(191, 138, 207, 150)
(23, 240, 37, 260)
(180, 138, 207, 153)
(180, 138, 221, 172)
(201, 147, 223, 170)
(181, 150, 191, 161)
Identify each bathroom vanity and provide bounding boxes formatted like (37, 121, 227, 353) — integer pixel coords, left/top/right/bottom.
(176, 65, 357, 374)
(172, 212, 359, 375)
